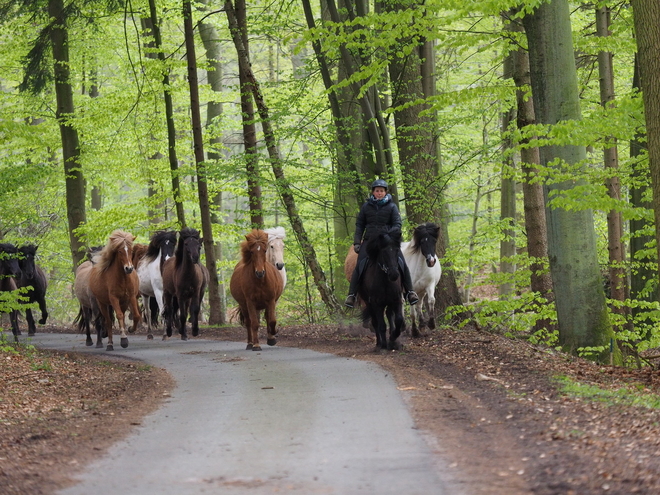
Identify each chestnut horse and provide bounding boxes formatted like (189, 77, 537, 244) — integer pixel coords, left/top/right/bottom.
(0, 243, 22, 341)
(230, 230, 284, 351)
(88, 230, 141, 351)
(162, 227, 208, 341)
(16, 244, 48, 336)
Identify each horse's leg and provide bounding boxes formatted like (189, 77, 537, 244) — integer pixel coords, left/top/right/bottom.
(129, 295, 141, 336)
(243, 310, 253, 350)
(265, 302, 277, 346)
(178, 298, 189, 341)
(388, 304, 405, 351)
(82, 307, 93, 346)
(142, 295, 153, 340)
(98, 304, 114, 351)
(427, 290, 436, 330)
(38, 294, 48, 325)
(163, 293, 174, 339)
(108, 296, 128, 349)
(410, 303, 420, 338)
(247, 305, 261, 351)
(26, 308, 36, 336)
(190, 297, 200, 337)
(10, 309, 20, 342)
(369, 306, 386, 350)
(153, 288, 166, 340)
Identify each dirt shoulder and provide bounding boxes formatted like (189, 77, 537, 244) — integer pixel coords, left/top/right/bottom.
(2, 323, 660, 495)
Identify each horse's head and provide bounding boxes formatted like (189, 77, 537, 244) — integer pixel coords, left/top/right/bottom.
(367, 229, 401, 282)
(265, 227, 286, 271)
(242, 230, 269, 279)
(105, 230, 136, 274)
(412, 223, 440, 268)
(182, 235, 202, 264)
(0, 243, 22, 279)
(18, 244, 38, 280)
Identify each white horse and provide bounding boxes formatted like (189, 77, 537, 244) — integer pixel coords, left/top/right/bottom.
(401, 223, 442, 337)
(264, 226, 287, 289)
(136, 230, 177, 339)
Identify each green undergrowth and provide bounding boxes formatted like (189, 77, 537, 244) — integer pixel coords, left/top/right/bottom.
(554, 375, 660, 409)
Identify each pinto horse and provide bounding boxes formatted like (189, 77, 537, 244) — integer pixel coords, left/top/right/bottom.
(359, 230, 405, 351)
(137, 230, 177, 339)
(264, 226, 287, 289)
(230, 230, 284, 351)
(0, 243, 22, 340)
(15, 245, 48, 336)
(162, 227, 208, 341)
(401, 223, 442, 337)
(88, 230, 141, 351)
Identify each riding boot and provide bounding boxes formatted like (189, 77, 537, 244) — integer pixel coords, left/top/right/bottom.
(400, 257, 419, 306)
(345, 268, 360, 308)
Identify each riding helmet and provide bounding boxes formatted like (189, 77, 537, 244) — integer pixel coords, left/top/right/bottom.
(371, 178, 388, 190)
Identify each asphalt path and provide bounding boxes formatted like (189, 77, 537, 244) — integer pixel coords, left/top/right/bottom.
(32, 333, 461, 495)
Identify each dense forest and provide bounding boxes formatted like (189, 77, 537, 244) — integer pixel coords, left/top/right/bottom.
(1, 0, 659, 365)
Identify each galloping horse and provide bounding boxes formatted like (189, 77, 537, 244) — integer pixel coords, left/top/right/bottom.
(88, 230, 141, 351)
(162, 227, 207, 341)
(359, 230, 405, 351)
(401, 223, 442, 337)
(264, 226, 287, 289)
(16, 244, 48, 336)
(137, 230, 177, 339)
(230, 230, 284, 351)
(0, 243, 22, 340)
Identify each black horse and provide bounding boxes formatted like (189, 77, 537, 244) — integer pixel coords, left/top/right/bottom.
(358, 230, 405, 351)
(0, 243, 23, 340)
(16, 244, 49, 336)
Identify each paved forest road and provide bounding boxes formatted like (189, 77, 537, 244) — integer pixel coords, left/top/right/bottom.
(33, 333, 459, 495)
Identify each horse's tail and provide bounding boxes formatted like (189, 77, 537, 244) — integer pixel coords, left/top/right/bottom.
(227, 306, 245, 325)
(73, 307, 85, 333)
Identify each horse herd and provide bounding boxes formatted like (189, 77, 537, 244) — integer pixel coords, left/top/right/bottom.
(1, 222, 441, 353)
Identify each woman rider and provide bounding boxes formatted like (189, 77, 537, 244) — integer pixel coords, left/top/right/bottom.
(345, 179, 419, 308)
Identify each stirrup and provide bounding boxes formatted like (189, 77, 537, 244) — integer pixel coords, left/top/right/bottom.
(407, 291, 419, 305)
(345, 294, 357, 308)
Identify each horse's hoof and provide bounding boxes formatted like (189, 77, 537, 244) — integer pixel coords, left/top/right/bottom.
(86, 340, 93, 347)
(181, 335, 188, 341)
(389, 342, 402, 351)
(246, 344, 253, 350)
(267, 337, 277, 346)
(39, 318, 47, 325)
(120, 338, 128, 348)
(192, 329, 199, 337)
(252, 345, 262, 351)
(128, 328, 136, 334)
(106, 344, 114, 351)
(147, 334, 153, 340)
(28, 331, 35, 337)
(96, 342, 103, 349)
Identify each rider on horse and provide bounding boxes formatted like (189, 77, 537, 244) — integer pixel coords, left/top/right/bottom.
(345, 179, 420, 308)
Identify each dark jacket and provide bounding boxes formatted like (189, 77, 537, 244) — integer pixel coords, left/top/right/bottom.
(353, 194, 402, 245)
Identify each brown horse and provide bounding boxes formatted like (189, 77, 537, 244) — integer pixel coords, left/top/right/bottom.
(230, 230, 284, 351)
(162, 227, 207, 341)
(88, 230, 141, 351)
(16, 244, 48, 336)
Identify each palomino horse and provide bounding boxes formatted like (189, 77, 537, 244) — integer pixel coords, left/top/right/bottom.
(401, 223, 442, 337)
(264, 226, 287, 289)
(359, 230, 405, 351)
(0, 243, 22, 340)
(162, 227, 208, 341)
(137, 230, 177, 339)
(16, 244, 48, 336)
(88, 230, 141, 351)
(230, 230, 284, 351)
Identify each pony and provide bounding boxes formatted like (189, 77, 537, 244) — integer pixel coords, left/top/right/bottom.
(401, 223, 442, 337)
(15, 244, 48, 336)
(88, 230, 141, 351)
(136, 230, 177, 340)
(0, 243, 22, 340)
(230, 230, 284, 351)
(264, 226, 287, 289)
(359, 229, 405, 351)
(162, 227, 208, 341)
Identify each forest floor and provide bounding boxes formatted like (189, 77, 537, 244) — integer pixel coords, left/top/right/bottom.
(2, 319, 660, 494)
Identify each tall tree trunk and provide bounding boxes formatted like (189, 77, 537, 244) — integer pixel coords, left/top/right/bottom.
(147, 0, 186, 227)
(182, 0, 221, 325)
(225, 0, 341, 313)
(235, 0, 263, 228)
(631, 1, 660, 302)
(596, 5, 626, 317)
(523, 0, 617, 362)
(499, 103, 516, 299)
(508, 10, 554, 332)
(48, 0, 86, 270)
(199, 0, 226, 325)
(629, 56, 656, 305)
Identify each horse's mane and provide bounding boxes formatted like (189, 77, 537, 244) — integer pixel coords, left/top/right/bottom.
(175, 227, 200, 266)
(97, 230, 135, 272)
(366, 230, 401, 259)
(18, 244, 37, 257)
(145, 230, 177, 263)
(410, 222, 440, 252)
(240, 230, 268, 263)
(264, 226, 286, 241)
